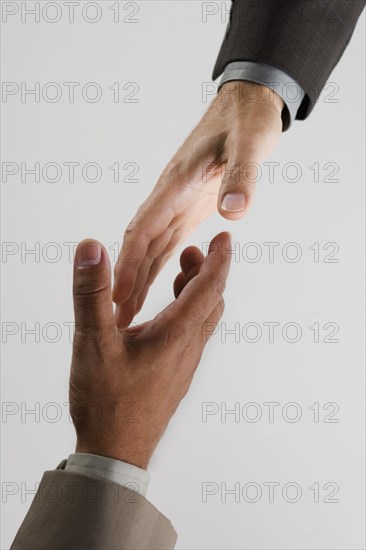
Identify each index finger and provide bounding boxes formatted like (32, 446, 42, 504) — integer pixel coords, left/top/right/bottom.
(112, 194, 175, 304)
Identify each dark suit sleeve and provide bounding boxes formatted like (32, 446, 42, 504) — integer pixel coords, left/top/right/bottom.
(213, 0, 365, 119)
(11, 470, 177, 550)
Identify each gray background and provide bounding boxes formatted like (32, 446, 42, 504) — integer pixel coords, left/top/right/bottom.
(1, 1, 365, 548)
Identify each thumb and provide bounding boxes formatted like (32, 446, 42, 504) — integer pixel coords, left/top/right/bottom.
(73, 240, 114, 335)
(218, 103, 282, 221)
(218, 153, 259, 221)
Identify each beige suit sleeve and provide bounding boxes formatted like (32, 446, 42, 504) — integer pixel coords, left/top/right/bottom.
(11, 470, 177, 550)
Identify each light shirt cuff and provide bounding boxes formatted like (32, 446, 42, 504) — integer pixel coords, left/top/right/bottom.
(218, 61, 305, 131)
(64, 453, 150, 497)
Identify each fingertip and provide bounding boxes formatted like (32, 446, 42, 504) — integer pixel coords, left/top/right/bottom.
(179, 245, 204, 274)
(74, 239, 111, 277)
(115, 304, 129, 329)
(208, 231, 232, 254)
(204, 232, 233, 281)
(112, 264, 135, 304)
(75, 239, 106, 268)
(218, 208, 246, 221)
(136, 285, 150, 314)
(221, 192, 245, 212)
(115, 299, 137, 329)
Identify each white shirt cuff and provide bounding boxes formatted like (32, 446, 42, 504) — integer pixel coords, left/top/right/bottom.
(64, 453, 150, 497)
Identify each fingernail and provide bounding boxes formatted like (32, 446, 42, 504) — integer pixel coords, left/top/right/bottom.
(77, 241, 102, 267)
(221, 193, 245, 212)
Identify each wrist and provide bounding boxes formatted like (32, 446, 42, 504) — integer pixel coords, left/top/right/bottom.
(218, 80, 284, 116)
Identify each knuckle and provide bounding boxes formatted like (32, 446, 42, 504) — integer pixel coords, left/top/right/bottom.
(164, 313, 200, 342)
(125, 213, 151, 243)
(74, 281, 109, 299)
(211, 275, 226, 298)
(165, 159, 184, 180)
(217, 297, 225, 318)
(239, 126, 275, 157)
(164, 160, 193, 192)
(188, 313, 205, 334)
(152, 322, 186, 355)
(124, 216, 138, 236)
(123, 213, 148, 244)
